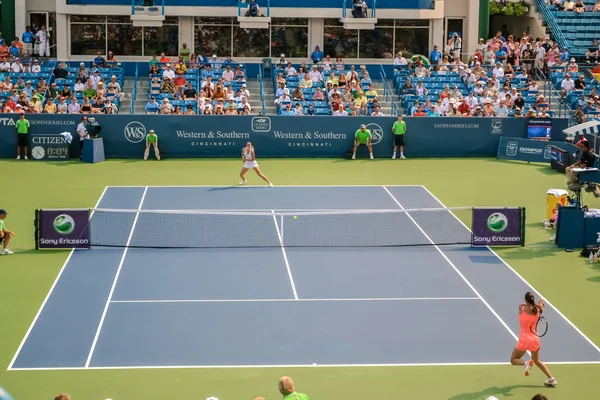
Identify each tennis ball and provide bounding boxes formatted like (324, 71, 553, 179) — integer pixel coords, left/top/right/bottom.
(293, 216, 297, 220)
(53, 214, 75, 235)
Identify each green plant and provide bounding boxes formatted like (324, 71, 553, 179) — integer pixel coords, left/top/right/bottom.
(489, 0, 528, 17)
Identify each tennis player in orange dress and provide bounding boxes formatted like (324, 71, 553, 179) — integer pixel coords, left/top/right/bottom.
(510, 291, 557, 387)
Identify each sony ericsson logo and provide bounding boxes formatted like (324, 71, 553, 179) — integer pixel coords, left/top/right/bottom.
(124, 121, 147, 143)
(252, 117, 271, 132)
(487, 212, 508, 233)
(365, 123, 383, 145)
(53, 214, 75, 235)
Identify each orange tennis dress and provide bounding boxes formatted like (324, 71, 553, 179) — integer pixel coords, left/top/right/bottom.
(516, 305, 541, 352)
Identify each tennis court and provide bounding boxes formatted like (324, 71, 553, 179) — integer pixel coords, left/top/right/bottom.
(8, 185, 600, 370)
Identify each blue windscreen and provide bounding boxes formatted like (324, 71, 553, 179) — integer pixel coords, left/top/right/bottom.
(67, 0, 432, 8)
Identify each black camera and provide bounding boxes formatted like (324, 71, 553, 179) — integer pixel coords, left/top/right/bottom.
(87, 117, 102, 139)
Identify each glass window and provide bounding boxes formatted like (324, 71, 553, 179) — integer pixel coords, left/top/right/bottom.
(395, 28, 429, 58)
(377, 19, 395, 27)
(107, 15, 131, 23)
(324, 18, 343, 27)
(233, 28, 270, 57)
(194, 17, 232, 25)
(195, 25, 232, 58)
(71, 15, 105, 23)
(71, 24, 106, 55)
(271, 18, 308, 26)
(271, 26, 308, 58)
(108, 25, 143, 56)
(359, 28, 394, 58)
(164, 16, 179, 24)
(395, 19, 430, 27)
(324, 27, 358, 58)
(144, 25, 179, 56)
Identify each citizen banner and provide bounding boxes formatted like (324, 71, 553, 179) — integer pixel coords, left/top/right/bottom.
(471, 207, 525, 246)
(36, 209, 91, 249)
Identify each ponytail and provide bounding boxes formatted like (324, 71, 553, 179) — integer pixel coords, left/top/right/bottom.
(525, 292, 538, 315)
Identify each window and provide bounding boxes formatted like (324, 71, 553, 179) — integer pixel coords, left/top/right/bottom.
(70, 15, 178, 57)
(233, 28, 270, 57)
(71, 23, 106, 56)
(323, 19, 430, 58)
(195, 25, 233, 58)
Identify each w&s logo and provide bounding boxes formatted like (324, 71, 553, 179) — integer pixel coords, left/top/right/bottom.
(124, 121, 147, 143)
(365, 123, 383, 145)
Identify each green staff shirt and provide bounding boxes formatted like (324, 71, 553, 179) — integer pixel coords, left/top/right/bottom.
(0, 219, 4, 231)
(146, 133, 158, 143)
(16, 119, 29, 134)
(355, 129, 371, 144)
(283, 392, 311, 400)
(180, 47, 191, 62)
(392, 120, 406, 135)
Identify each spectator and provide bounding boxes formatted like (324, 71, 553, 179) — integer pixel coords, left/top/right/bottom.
(245, 0, 260, 17)
(531, 395, 548, 400)
(427, 105, 441, 117)
(293, 102, 304, 115)
(306, 103, 315, 115)
(184, 105, 195, 115)
(149, 64, 160, 76)
(567, 58, 579, 73)
(175, 59, 187, 75)
(291, 87, 304, 101)
(538, 108, 550, 118)
(80, 97, 92, 113)
(68, 97, 81, 114)
(414, 61, 430, 77)
(311, 45, 324, 63)
(496, 99, 509, 117)
(47, 82, 59, 99)
(561, 73, 575, 100)
(159, 52, 170, 63)
(108, 75, 121, 94)
(163, 64, 175, 80)
(222, 65, 234, 82)
(371, 105, 384, 116)
(281, 103, 294, 116)
(594, 0, 600, 11)
(161, 77, 175, 94)
(7, 41, 19, 59)
(574, 0, 585, 12)
(93, 51, 105, 67)
(430, 45, 442, 66)
(44, 97, 57, 114)
(413, 104, 426, 116)
(312, 87, 325, 101)
(160, 98, 173, 114)
(333, 104, 348, 116)
(145, 96, 160, 114)
(308, 65, 321, 83)
(299, 73, 313, 88)
(574, 74, 586, 91)
(234, 66, 245, 80)
(21, 26, 34, 56)
(29, 96, 42, 113)
(56, 96, 68, 114)
(179, 42, 190, 62)
(183, 82, 196, 100)
(52, 62, 68, 80)
(96, 82, 107, 98)
(285, 62, 298, 77)
(174, 73, 186, 88)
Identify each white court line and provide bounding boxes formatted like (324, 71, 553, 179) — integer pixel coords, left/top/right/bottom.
(84, 186, 149, 368)
(419, 185, 600, 354)
(110, 297, 479, 304)
(382, 186, 520, 343)
(9, 360, 600, 371)
(271, 210, 298, 300)
(7, 186, 110, 371)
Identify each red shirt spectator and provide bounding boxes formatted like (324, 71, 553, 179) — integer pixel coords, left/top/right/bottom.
(173, 75, 186, 87)
(413, 108, 426, 117)
(458, 101, 471, 115)
(6, 98, 16, 110)
(575, 133, 588, 148)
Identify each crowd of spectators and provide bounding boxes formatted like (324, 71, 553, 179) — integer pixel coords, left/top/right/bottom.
(552, 0, 600, 13)
(272, 53, 385, 116)
(0, 56, 124, 115)
(145, 51, 251, 115)
(393, 30, 595, 118)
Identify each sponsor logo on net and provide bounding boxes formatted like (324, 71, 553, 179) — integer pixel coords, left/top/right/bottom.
(124, 121, 147, 143)
(40, 214, 89, 246)
(473, 212, 520, 244)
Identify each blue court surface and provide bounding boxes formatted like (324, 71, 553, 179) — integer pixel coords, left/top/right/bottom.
(8, 185, 600, 370)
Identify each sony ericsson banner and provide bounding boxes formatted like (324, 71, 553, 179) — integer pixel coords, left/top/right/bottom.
(36, 209, 91, 249)
(496, 137, 579, 164)
(471, 208, 525, 246)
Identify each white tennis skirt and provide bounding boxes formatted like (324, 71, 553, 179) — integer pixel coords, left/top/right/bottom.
(244, 160, 259, 169)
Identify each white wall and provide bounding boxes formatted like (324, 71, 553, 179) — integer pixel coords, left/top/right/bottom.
(27, 0, 56, 11)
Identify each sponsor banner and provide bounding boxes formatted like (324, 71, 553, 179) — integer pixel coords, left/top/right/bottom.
(496, 136, 579, 164)
(38, 209, 90, 249)
(472, 208, 524, 246)
(0, 115, 569, 159)
(29, 134, 70, 161)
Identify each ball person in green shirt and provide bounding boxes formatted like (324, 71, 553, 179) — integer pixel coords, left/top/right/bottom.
(179, 42, 191, 63)
(278, 376, 310, 400)
(144, 129, 161, 161)
(352, 124, 374, 160)
(392, 114, 407, 159)
(16, 113, 30, 160)
(0, 209, 15, 255)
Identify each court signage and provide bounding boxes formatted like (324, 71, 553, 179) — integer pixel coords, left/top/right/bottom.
(36, 209, 91, 249)
(471, 208, 524, 246)
(496, 137, 578, 164)
(29, 134, 70, 160)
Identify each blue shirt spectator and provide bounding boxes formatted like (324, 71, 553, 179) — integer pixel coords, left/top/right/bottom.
(281, 108, 295, 116)
(8, 44, 19, 58)
(311, 46, 324, 63)
(201, 67, 214, 80)
(426, 108, 440, 117)
(306, 106, 315, 115)
(223, 56, 235, 65)
(560, 49, 569, 64)
(197, 54, 208, 66)
(93, 52, 105, 66)
(22, 29, 34, 44)
(145, 98, 160, 114)
(495, 49, 507, 62)
(0, 36, 5, 47)
(429, 46, 442, 64)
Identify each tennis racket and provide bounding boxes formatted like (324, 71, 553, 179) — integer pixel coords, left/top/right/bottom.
(531, 311, 549, 337)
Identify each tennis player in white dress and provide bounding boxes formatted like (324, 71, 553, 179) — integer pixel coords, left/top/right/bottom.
(240, 142, 273, 186)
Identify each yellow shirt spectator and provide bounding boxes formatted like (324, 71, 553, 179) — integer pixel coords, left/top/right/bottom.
(44, 101, 57, 114)
(353, 95, 367, 108)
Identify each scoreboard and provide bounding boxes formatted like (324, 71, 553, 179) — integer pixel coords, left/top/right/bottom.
(30, 134, 70, 160)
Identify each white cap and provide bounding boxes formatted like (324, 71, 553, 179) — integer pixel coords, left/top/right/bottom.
(212, 54, 217, 58)
(485, 397, 499, 400)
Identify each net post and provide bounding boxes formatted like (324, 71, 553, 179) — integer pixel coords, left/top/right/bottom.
(34, 209, 40, 250)
(521, 206, 526, 247)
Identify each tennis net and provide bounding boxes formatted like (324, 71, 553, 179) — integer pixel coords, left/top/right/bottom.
(87, 207, 475, 249)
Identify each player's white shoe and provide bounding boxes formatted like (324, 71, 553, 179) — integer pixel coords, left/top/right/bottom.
(351, 155, 356, 160)
(370, 155, 374, 160)
(16, 156, 20, 160)
(268, 182, 273, 187)
(239, 180, 247, 185)
(544, 378, 557, 387)
(400, 155, 406, 159)
(392, 155, 396, 159)
(24, 156, 28, 160)
(524, 359, 534, 376)
(1, 249, 14, 255)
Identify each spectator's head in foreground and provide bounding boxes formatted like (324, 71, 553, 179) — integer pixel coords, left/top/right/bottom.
(279, 376, 296, 395)
(55, 394, 70, 400)
(531, 395, 548, 400)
